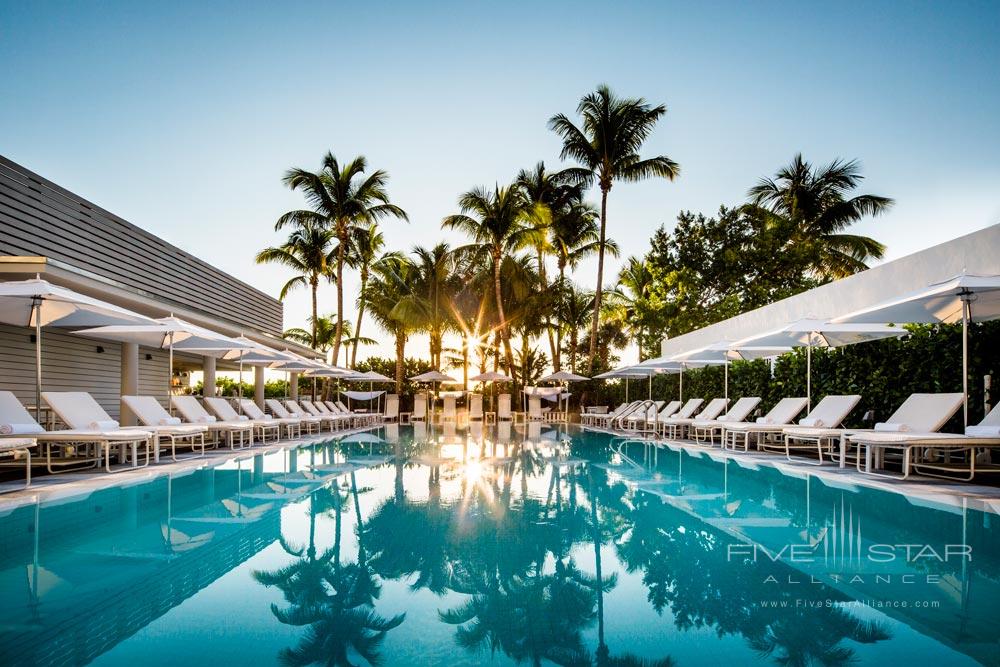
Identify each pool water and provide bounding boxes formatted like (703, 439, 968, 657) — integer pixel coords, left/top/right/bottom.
(0, 424, 998, 666)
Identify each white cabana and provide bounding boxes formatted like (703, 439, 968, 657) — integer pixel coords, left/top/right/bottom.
(0, 278, 155, 418)
(731, 317, 904, 409)
(538, 370, 588, 413)
(834, 273, 1000, 424)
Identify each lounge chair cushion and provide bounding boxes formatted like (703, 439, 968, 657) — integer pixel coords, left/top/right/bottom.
(874, 422, 909, 432)
(1, 422, 45, 435)
(966, 424, 1000, 437)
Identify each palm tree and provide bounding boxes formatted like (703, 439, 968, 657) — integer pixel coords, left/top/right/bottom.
(407, 244, 460, 368)
(256, 222, 336, 348)
(549, 85, 680, 372)
(284, 315, 338, 354)
(364, 255, 422, 392)
(559, 284, 594, 374)
(606, 257, 654, 361)
(443, 185, 538, 384)
(348, 225, 397, 368)
(516, 162, 591, 365)
(550, 202, 616, 370)
(280, 152, 408, 363)
(748, 153, 892, 279)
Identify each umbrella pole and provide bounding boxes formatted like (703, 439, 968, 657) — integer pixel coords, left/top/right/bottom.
(806, 344, 812, 411)
(32, 297, 42, 422)
(168, 332, 174, 415)
(724, 361, 729, 402)
(962, 295, 970, 426)
(648, 375, 652, 401)
(237, 355, 244, 415)
(679, 367, 683, 403)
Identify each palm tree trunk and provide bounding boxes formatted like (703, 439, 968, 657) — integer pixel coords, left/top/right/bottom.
(554, 262, 565, 371)
(587, 188, 608, 372)
(310, 277, 319, 349)
(350, 266, 369, 368)
(493, 255, 516, 387)
(332, 224, 346, 364)
(394, 330, 405, 394)
(537, 250, 557, 369)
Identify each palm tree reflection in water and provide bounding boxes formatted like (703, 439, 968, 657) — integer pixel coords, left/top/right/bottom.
(254, 474, 404, 667)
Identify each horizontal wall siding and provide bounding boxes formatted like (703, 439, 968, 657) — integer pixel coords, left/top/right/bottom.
(0, 324, 123, 420)
(0, 155, 283, 335)
(137, 346, 171, 410)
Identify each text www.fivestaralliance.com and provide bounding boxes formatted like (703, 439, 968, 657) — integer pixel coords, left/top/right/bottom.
(760, 599, 940, 609)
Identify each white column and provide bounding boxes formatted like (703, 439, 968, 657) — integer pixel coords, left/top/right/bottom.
(255, 365, 266, 408)
(203, 355, 217, 397)
(120, 342, 139, 426)
(289, 372, 299, 400)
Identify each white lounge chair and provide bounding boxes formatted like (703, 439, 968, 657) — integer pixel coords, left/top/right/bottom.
(334, 400, 378, 426)
(659, 398, 715, 439)
(586, 401, 638, 429)
(122, 394, 210, 460)
(441, 396, 457, 423)
(620, 401, 666, 433)
(409, 394, 428, 423)
(690, 397, 761, 444)
(204, 397, 281, 444)
(721, 397, 809, 451)
(239, 398, 302, 439)
(266, 399, 321, 435)
(527, 397, 544, 422)
(467, 394, 483, 423)
(383, 394, 400, 423)
(769, 394, 862, 463)
(285, 400, 335, 432)
(172, 395, 254, 448)
(0, 437, 35, 491)
(497, 394, 513, 422)
(38, 391, 154, 472)
(786, 393, 963, 469)
(845, 393, 976, 478)
(302, 400, 351, 430)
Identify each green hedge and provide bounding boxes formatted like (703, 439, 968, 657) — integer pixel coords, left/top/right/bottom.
(590, 322, 999, 430)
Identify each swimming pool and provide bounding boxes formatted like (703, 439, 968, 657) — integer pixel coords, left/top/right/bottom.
(0, 424, 997, 666)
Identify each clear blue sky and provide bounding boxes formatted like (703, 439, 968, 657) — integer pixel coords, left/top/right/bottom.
(2, 1, 999, 363)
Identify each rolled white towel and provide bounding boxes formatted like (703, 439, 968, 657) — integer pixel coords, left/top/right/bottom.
(88, 420, 120, 431)
(874, 422, 909, 432)
(158, 417, 182, 426)
(196, 415, 217, 424)
(756, 416, 775, 425)
(798, 417, 825, 427)
(237, 415, 249, 421)
(966, 424, 1000, 438)
(0, 422, 46, 435)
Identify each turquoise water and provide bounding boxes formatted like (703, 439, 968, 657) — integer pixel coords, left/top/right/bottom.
(0, 424, 998, 666)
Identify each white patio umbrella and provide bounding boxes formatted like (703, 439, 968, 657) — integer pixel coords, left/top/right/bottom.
(0, 278, 155, 418)
(594, 366, 666, 401)
(657, 340, 791, 402)
(539, 370, 589, 413)
(410, 370, 457, 422)
(834, 273, 1000, 425)
(75, 315, 252, 413)
(634, 358, 726, 402)
(181, 337, 291, 412)
(731, 317, 904, 409)
(470, 370, 512, 414)
(272, 352, 337, 400)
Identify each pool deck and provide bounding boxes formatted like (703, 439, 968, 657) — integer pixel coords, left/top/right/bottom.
(0, 424, 382, 514)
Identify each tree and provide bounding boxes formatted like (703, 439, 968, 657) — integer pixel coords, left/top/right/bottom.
(645, 206, 821, 338)
(407, 244, 461, 369)
(549, 85, 679, 372)
(256, 222, 336, 348)
(605, 257, 658, 361)
(558, 284, 595, 374)
(748, 153, 892, 279)
(284, 315, 338, 354)
(443, 185, 538, 385)
(550, 200, 616, 370)
(280, 152, 408, 364)
(363, 255, 423, 392)
(348, 225, 400, 368)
